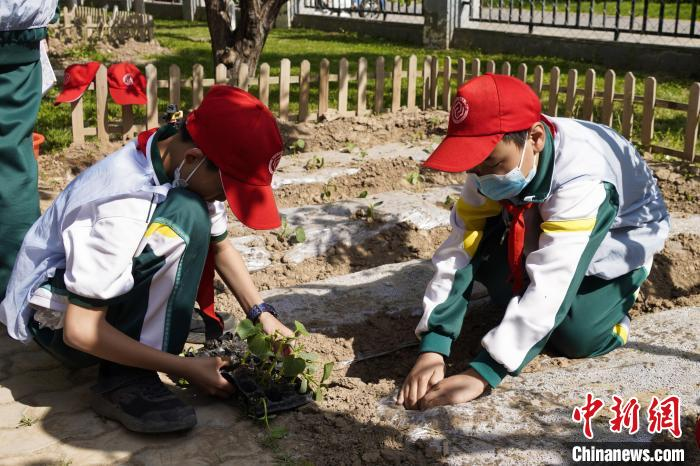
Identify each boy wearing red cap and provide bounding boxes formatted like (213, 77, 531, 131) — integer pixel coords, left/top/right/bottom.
(398, 74, 669, 410)
(1, 85, 291, 433)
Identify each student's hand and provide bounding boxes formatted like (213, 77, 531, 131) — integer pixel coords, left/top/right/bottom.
(259, 312, 294, 338)
(397, 352, 445, 410)
(183, 356, 236, 398)
(417, 368, 489, 410)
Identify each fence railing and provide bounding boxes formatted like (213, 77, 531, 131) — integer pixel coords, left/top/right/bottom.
(51, 5, 154, 43)
(303, 0, 423, 18)
(461, 0, 700, 40)
(63, 56, 700, 162)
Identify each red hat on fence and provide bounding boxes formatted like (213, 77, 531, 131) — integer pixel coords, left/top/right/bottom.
(424, 73, 542, 172)
(107, 63, 147, 105)
(186, 85, 283, 230)
(54, 62, 101, 105)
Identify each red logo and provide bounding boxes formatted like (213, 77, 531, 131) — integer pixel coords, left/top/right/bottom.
(122, 73, 134, 87)
(268, 151, 283, 174)
(572, 392, 605, 440)
(647, 395, 682, 438)
(451, 96, 469, 124)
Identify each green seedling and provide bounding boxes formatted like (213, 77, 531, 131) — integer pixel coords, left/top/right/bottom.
(235, 319, 334, 404)
(358, 190, 369, 198)
(17, 415, 36, 428)
(358, 201, 384, 223)
(304, 155, 324, 171)
(276, 216, 306, 244)
(288, 139, 306, 154)
(443, 195, 456, 209)
(342, 142, 357, 153)
(405, 171, 424, 185)
(320, 183, 335, 202)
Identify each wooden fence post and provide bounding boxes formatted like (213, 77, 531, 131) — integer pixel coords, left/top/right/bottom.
(357, 57, 368, 116)
(392, 56, 402, 113)
(374, 56, 385, 114)
(169, 64, 180, 106)
(259, 63, 270, 107)
(280, 58, 291, 121)
(71, 98, 85, 144)
(548, 67, 560, 116)
(146, 64, 158, 129)
(238, 63, 250, 91)
(501, 61, 511, 76)
(641, 77, 657, 150)
(471, 58, 481, 79)
(621, 72, 636, 139)
(601, 69, 616, 127)
(192, 64, 204, 108)
(122, 105, 133, 140)
(95, 64, 108, 143)
(457, 57, 466, 86)
(485, 60, 496, 74)
(407, 55, 417, 111)
(684, 82, 700, 162)
(215, 63, 227, 84)
(582, 69, 596, 121)
(565, 69, 578, 117)
(299, 59, 310, 122)
(422, 56, 431, 110)
(517, 63, 527, 82)
(319, 59, 329, 118)
(442, 56, 452, 110)
(430, 55, 438, 109)
(338, 58, 349, 115)
(532, 65, 544, 97)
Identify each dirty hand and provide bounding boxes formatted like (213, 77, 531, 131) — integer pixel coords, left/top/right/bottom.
(418, 368, 488, 410)
(183, 356, 236, 398)
(259, 312, 294, 338)
(397, 352, 445, 410)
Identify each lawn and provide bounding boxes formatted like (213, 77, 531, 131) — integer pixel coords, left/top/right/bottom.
(37, 21, 699, 159)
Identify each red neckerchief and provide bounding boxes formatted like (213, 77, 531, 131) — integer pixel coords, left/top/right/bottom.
(500, 116, 557, 295)
(500, 201, 534, 294)
(136, 128, 222, 332)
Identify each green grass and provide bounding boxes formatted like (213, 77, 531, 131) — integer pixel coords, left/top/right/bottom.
(509, 0, 698, 21)
(37, 21, 698, 159)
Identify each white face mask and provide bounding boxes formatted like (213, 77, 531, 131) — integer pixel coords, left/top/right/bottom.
(172, 158, 206, 188)
(476, 140, 537, 201)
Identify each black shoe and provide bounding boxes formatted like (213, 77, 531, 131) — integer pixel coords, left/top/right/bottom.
(187, 310, 237, 344)
(90, 373, 196, 433)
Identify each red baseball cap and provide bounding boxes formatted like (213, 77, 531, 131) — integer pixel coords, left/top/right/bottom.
(424, 73, 541, 173)
(186, 85, 283, 230)
(107, 63, 147, 105)
(54, 62, 101, 105)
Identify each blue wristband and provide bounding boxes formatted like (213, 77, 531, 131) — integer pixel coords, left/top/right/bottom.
(247, 303, 278, 323)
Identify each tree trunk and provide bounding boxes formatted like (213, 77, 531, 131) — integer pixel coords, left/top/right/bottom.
(204, 0, 287, 79)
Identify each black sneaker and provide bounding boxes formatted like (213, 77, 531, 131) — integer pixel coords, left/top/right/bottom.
(90, 373, 196, 433)
(187, 310, 237, 344)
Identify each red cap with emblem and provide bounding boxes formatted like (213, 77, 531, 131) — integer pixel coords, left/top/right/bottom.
(107, 63, 147, 105)
(186, 85, 283, 230)
(54, 62, 101, 105)
(424, 73, 541, 173)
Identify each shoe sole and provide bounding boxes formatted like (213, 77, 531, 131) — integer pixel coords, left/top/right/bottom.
(90, 391, 197, 434)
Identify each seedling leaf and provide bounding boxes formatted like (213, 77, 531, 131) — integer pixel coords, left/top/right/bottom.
(236, 319, 259, 340)
(294, 226, 306, 243)
(358, 190, 368, 198)
(248, 334, 272, 358)
(269, 426, 288, 439)
(299, 377, 308, 394)
(322, 362, 334, 383)
(314, 389, 324, 402)
(281, 357, 306, 377)
(294, 320, 310, 336)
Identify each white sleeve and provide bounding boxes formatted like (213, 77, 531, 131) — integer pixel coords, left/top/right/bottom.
(62, 196, 152, 302)
(208, 201, 228, 239)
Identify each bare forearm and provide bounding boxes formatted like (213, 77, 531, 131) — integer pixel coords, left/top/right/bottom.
(63, 303, 190, 377)
(213, 239, 263, 311)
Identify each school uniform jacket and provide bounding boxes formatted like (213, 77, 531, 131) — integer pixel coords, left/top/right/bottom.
(0, 126, 227, 343)
(415, 117, 670, 387)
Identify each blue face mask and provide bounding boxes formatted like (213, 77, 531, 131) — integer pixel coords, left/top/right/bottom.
(477, 141, 536, 201)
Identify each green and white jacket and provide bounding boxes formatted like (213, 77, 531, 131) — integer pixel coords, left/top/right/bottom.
(0, 0, 58, 65)
(416, 117, 669, 387)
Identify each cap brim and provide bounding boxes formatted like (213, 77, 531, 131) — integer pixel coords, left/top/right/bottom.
(54, 84, 91, 105)
(108, 87, 147, 105)
(423, 133, 504, 172)
(221, 172, 281, 230)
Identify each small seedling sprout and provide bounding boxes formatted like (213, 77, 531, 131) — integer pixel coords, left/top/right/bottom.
(405, 171, 424, 186)
(304, 155, 324, 171)
(288, 139, 306, 154)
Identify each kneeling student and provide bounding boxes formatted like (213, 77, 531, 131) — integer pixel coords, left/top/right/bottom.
(398, 74, 669, 410)
(0, 86, 292, 432)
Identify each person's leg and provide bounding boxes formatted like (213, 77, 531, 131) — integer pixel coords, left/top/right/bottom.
(0, 61, 42, 301)
(547, 265, 650, 359)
